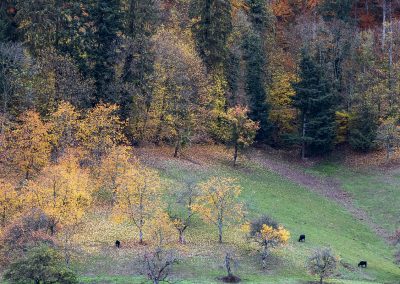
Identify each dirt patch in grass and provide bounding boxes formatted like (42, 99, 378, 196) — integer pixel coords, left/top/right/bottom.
(218, 275, 241, 283)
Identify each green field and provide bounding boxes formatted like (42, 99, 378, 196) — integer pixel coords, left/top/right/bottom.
(307, 162, 400, 234)
(74, 152, 400, 284)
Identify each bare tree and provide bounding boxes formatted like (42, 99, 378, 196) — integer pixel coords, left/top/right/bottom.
(168, 177, 199, 244)
(142, 248, 179, 284)
(306, 248, 338, 284)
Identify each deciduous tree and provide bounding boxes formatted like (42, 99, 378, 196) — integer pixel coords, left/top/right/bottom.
(10, 110, 51, 180)
(223, 106, 259, 166)
(192, 177, 244, 243)
(26, 154, 92, 235)
(248, 215, 290, 269)
(112, 165, 163, 244)
(307, 248, 338, 284)
(49, 101, 81, 160)
(79, 103, 126, 163)
(0, 179, 20, 227)
(95, 145, 133, 206)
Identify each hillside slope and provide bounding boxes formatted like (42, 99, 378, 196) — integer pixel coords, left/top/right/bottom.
(78, 146, 400, 284)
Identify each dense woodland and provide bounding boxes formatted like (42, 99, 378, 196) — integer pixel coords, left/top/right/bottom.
(1, 1, 400, 284)
(2, 0, 400, 157)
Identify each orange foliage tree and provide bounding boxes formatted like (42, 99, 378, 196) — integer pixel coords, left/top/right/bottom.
(79, 103, 126, 163)
(10, 110, 51, 180)
(49, 101, 81, 160)
(0, 179, 21, 227)
(94, 145, 133, 206)
(25, 154, 92, 235)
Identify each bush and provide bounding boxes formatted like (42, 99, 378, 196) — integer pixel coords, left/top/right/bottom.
(3, 245, 78, 284)
(249, 215, 278, 237)
(306, 248, 338, 284)
(0, 209, 56, 265)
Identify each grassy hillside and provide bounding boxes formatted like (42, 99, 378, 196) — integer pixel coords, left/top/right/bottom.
(76, 147, 400, 284)
(308, 162, 400, 235)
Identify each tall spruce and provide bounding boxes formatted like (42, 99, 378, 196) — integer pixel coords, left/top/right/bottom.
(247, 0, 271, 34)
(121, 0, 159, 133)
(0, 1, 17, 42)
(190, 0, 232, 72)
(349, 104, 379, 152)
(87, 0, 122, 104)
(240, 0, 272, 142)
(242, 31, 270, 142)
(292, 52, 336, 158)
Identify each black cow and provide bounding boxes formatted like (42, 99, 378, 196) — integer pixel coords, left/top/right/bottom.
(298, 234, 306, 242)
(115, 240, 121, 248)
(358, 261, 367, 268)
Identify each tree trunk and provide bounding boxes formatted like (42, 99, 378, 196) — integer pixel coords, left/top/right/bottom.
(301, 114, 307, 160)
(233, 143, 238, 167)
(178, 230, 185, 244)
(139, 229, 143, 244)
(261, 245, 268, 269)
(174, 142, 180, 158)
(225, 253, 232, 277)
(218, 220, 223, 244)
(382, 0, 387, 50)
(320, 276, 323, 284)
(174, 133, 181, 158)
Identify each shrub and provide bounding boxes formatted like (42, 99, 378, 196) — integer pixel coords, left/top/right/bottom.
(249, 215, 278, 237)
(0, 209, 56, 265)
(248, 215, 290, 269)
(3, 245, 78, 284)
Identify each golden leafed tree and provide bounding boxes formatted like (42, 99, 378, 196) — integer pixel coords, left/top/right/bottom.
(79, 103, 126, 163)
(11, 110, 51, 180)
(49, 101, 81, 160)
(112, 164, 164, 244)
(94, 145, 133, 206)
(192, 176, 245, 243)
(0, 179, 21, 227)
(26, 153, 92, 235)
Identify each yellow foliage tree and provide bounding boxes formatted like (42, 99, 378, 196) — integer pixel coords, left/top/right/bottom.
(94, 145, 133, 206)
(11, 110, 51, 179)
(79, 103, 126, 163)
(192, 177, 244, 243)
(252, 223, 290, 268)
(224, 106, 259, 166)
(0, 179, 21, 227)
(26, 153, 92, 235)
(147, 211, 176, 248)
(112, 165, 163, 244)
(49, 101, 81, 159)
(268, 69, 297, 145)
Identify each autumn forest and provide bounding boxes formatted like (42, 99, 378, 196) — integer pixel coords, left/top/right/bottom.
(0, 1, 400, 283)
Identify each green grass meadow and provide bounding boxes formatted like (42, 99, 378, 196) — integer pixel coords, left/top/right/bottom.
(76, 157, 400, 284)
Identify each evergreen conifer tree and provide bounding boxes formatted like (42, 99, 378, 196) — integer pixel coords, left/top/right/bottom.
(121, 0, 159, 123)
(242, 32, 270, 142)
(190, 0, 232, 72)
(292, 51, 336, 158)
(87, 0, 122, 104)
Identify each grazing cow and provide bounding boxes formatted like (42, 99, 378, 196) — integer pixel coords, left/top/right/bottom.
(358, 261, 367, 268)
(298, 234, 306, 242)
(115, 240, 121, 248)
